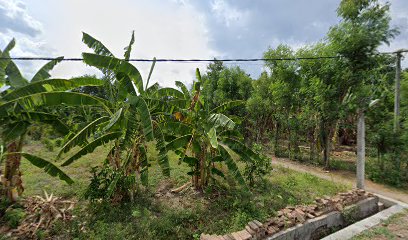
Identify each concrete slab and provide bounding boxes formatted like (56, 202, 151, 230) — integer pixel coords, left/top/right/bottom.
(322, 194, 408, 240)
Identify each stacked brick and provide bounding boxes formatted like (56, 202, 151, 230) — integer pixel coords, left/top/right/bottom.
(200, 189, 373, 240)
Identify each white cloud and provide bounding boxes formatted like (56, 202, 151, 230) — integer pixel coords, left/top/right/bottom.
(210, 0, 250, 27)
(0, 0, 42, 36)
(0, 0, 56, 79)
(17, 0, 216, 87)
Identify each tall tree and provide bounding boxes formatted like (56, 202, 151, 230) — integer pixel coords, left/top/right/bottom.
(329, 0, 398, 186)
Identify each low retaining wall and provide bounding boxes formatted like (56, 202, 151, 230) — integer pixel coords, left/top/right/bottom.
(267, 197, 379, 240)
(201, 190, 378, 240)
(322, 194, 408, 240)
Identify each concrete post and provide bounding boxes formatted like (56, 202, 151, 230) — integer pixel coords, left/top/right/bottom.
(356, 109, 365, 189)
(394, 51, 402, 133)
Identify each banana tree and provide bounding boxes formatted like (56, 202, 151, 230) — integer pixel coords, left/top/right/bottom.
(56, 32, 182, 201)
(0, 39, 109, 202)
(164, 69, 260, 190)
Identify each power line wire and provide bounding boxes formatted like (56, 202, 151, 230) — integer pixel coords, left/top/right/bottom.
(0, 50, 406, 62)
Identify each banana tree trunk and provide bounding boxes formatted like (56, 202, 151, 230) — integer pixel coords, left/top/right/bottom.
(356, 109, 365, 189)
(3, 135, 25, 202)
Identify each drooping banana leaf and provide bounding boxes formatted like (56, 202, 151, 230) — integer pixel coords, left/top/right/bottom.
(129, 95, 154, 141)
(211, 167, 226, 179)
(145, 82, 159, 96)
(0, 92, 112, 117)
(156, 88, 185, 99)
(3, 77, 105, 101)
(2, 121, 29, 142)
(166, 134, 192, 151)
(102, 108, 123, 132)
(58, 116, 110, 158)
(61, 131, 122, 166)
(116, 72, 137, 96)
(2, 111, 70, 135)
(82, 53, 144, 94)
(208, 113, 236, 130)
(6, 60, 28, 89)
(207, 127, 218, 148)
(82, 32, 114, 57)
(153, 123, 170, 176)
(31, 57, 64, 82)
(220, 138, 261, 162)
(210, 100, 245, 114)
(175, 81, 191, 99)
(139, 144, 149, 186)
(13, 153, 74, 184)
(218, 145, 247, 189)
(162, 121, 192, 136)
(0, 39, 15, 84)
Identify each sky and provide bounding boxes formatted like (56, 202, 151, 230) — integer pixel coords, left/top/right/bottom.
(0, 0, 407, 87)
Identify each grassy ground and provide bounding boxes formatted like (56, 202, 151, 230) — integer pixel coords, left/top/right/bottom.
(352, 209, 408, 240)
(11, 140, 350, 239)
(270, 142, 408, 189)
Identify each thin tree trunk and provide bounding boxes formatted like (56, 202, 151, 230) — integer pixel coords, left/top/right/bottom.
(309, 129, 316, 162)
(356, 109, 365, 189)
(274, 122, 280, 156)
(321, 120, 331, 169)
(323, 134, 330, 169)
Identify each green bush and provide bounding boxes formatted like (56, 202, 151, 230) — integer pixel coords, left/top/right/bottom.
(4, 207, 26, 228)
(243, 143, 272, 186)
(85, 164, 137, 202)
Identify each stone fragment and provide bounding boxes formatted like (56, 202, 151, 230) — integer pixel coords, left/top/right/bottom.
(266, 226, 279, 235)
(222, 234, 235, 240)
(283, 208, 292, 215)
(306, 213, 315, 219)
(252, 220, 263, 227)
(245, 225, 255, 236)
(247, 221, 259, 231)
(315, 211, 324, 216)
(285, 220, 295, 228)
(231, 231, 242, 240)
(201, 234, 212, 240)
(335, 203, 343, 211)
(237, 230, 252, 240)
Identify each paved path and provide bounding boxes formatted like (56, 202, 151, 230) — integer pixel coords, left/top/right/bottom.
(270, 156, 408, 204)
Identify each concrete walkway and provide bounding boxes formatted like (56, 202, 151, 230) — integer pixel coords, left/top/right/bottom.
(270, 156, 408, 204)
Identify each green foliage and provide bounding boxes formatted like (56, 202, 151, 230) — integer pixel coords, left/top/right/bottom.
(165, 69, 259, 190)
(4, 207, 26, 228)
(242, 143, 272, 186)
(85, 164, 137, 202)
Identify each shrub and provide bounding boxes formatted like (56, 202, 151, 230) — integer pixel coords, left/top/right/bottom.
(4, 207, 26, 228)
(85, 164, 137, 203)
(243, 143, 272, 186)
